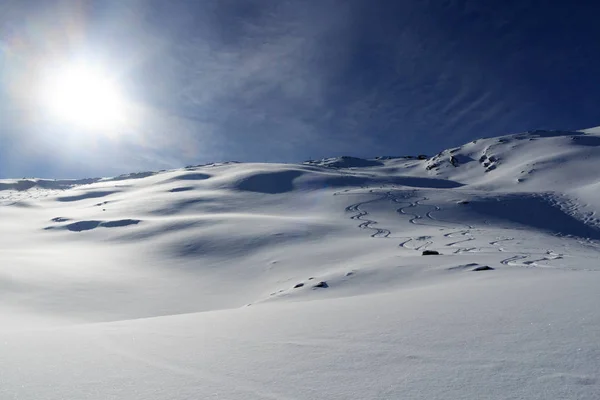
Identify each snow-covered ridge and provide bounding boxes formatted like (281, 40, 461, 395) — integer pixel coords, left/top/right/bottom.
(4, 128, 599, 193)
(1, 127, 600, 399)
(422, 129, 600, 189)
(0, 171, 157, 191)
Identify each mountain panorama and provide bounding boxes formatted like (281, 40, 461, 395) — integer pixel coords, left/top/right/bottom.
(2, 127, 600, 400)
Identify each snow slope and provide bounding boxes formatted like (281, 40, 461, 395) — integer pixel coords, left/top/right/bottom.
(1, 128, 600, 399)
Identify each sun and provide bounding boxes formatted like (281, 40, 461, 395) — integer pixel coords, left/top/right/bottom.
(38, 62, 127, 132)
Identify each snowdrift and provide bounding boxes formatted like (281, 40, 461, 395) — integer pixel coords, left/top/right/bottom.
(1, 128, 600, 399)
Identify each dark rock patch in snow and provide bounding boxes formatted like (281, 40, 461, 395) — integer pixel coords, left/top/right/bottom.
(472, 266, 494, 271)
(422, 250, 440, 256)
(448, 263, 480, 271)
(450, 154, 475, 166)
(313, 281, 329, 289)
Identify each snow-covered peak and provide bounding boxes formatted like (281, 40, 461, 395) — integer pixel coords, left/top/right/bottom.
(420, 129, 600, 192)
(2, 127, 600, 400)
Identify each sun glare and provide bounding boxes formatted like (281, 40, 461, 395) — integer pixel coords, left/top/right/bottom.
(38, 62, 127, 132)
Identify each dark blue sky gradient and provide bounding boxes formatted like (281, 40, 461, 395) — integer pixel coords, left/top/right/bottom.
(1, 0, 599, 178)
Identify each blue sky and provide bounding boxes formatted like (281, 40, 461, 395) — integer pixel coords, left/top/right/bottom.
(1, 0, 599, 178)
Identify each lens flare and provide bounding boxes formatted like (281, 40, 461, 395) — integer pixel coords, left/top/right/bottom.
(38, 62, 127, 132)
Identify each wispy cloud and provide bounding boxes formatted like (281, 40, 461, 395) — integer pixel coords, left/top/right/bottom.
(2, 1, 600, 177)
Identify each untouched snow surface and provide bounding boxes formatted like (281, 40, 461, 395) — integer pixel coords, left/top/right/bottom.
(2, 129, 600, 399)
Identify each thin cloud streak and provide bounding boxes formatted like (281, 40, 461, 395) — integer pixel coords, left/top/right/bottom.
(1, 1, 600, 177)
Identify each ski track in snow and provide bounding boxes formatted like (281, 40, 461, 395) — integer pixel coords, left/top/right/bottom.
(339, 187, 600, 271)
(4, 130, 600, 399)
(345, 194, 392, 238)
(340, 188, 480, 253)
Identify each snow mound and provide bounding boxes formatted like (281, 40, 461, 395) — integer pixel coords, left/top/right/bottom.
(2, 126, 600, 399)
(419, 129, 600, 194)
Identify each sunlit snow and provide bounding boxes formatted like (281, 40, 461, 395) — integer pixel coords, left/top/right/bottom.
(1, 129, 600, 399)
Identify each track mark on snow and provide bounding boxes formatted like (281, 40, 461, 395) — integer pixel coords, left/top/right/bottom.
(444, 230, 471, 238)
(346, 195, 391, 238)
(446, 237, 475, 246)
(501, 251, 564, 268)
(453, 247, 480, 254)
(490, 237, 514, 246)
